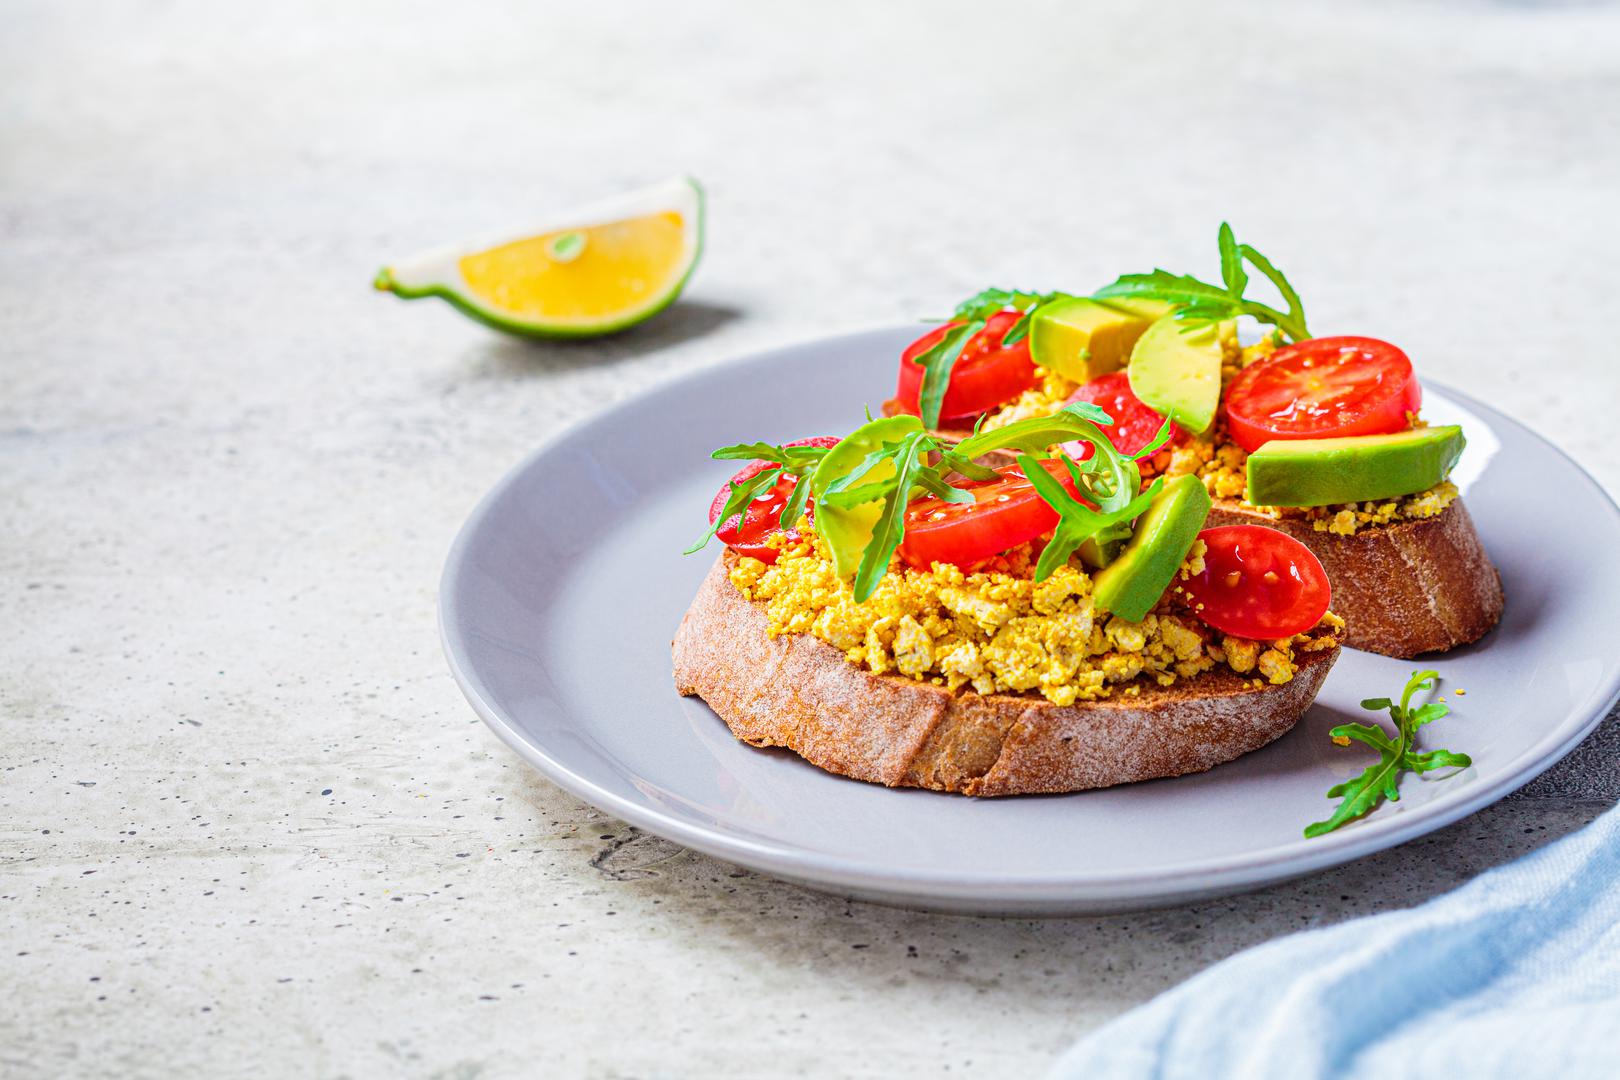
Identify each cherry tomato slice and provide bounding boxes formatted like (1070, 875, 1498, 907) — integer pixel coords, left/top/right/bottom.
(898, 459, 1081, 571)
(895, 310, 1040, 424)
(1178, 525, 1331, 639)
(1224, 336, 1421, 453)
(1059, 371, 1181, 462)
(709, 436, 838, 563)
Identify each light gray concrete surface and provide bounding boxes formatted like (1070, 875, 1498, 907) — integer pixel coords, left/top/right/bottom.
(5, 1, 1620, 1076)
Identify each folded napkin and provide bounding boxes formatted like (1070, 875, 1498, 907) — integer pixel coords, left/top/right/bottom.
(1052, 803, 1620, 1079)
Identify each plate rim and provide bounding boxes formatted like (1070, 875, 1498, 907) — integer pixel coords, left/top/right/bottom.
(439, 324, 1620, 906)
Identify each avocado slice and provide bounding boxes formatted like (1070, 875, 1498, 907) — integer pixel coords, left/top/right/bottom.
(1077, 529, 1128, 570)
(1126, 315, 1227, 435)
(1029, 297, 1172, 383)
(1245, 425, 1466, 507)
(1091, 475, 1213, 622)
(809, 415, 924, 577)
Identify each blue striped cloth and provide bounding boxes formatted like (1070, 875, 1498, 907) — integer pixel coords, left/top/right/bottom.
(1052, 804, 1620, 1078)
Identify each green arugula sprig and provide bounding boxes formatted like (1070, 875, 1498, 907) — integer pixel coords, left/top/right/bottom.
(690, 404, 1173, 604)
(909, 287, 1071, 431)
(818, 441, 997, 511)
(1092, 223, 1311, 342)
(1304, 669, 1472, 839)
(683, 440, 832, 555)
(946, 287, 1071, 347)
(825, 403, 1168, 600)
(1019, 457, 1162, 582)
(1009, 411, 1175, 581)
(825, 430, 940, 602)
(816, 427, 1011, 602)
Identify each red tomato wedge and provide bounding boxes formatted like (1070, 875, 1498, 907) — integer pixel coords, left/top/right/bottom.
(1059, 372, 1180, 461)
(898, 459, 1081, 571)
(709, 436, 839, 563)
(1224, 336, 1421, 453)
(895, 310, 1040, 424)
(1178, 525, 1331, 639)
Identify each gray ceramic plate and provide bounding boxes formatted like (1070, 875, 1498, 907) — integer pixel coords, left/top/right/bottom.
(441, 326, 1620, 915)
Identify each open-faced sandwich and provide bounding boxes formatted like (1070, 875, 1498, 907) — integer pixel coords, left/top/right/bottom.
(881, 226, 1502, 658)
(674, 405, 1343, 796)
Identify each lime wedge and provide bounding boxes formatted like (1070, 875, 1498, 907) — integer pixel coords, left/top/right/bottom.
(375, 176, 704, 338)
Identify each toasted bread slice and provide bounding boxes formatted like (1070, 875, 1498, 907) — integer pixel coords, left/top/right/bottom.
(882, 395, 1503, 658)
(1204, 497, 1502, 658)
(673, 553, 1340, 796)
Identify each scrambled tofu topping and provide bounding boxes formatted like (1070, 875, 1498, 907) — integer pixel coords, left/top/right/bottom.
(986, 336, 1458, 532)
(1274, 481, 1457, 536)
(727, 533, 1342, 706)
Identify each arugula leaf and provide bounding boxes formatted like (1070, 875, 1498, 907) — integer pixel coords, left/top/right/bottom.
(947, 287, 1063, 325)
(852, 432, 930, 602)
(1239, 242, 1307, 337)
(1304, 669, 1472, 838)
(777, 465, 815, 533)
(1018, 454, 1163, 582)
(1129, 416, 1177, 463)
(960, 401, 1154, 548)
(911, 319, 982, 431)
(911, 469, 979, 505)
(816, 437, 996, 510)
(955, 402, 1152, 528)
(819, 475, 901, 510)
(685, 440, 832, 555)
(1405, 748, 1473, 774)
(910, 288, 1069, 429)
(711, 442, 788, 462)
(955, 403, 1112, 459)
(1092, 270, 1236, 315)
(684, 466, 784, 555)
(1002, 309, 1039, 347)
(696, 398, 1175, 599)
(1217, 222, 1248, 297)
(820, 445, 895, 500)
(934, 446, 1002, 484)
(1002, 291, 1073, 346)
(1092, 222, 1311, 342)
(711, 442, 827, 464)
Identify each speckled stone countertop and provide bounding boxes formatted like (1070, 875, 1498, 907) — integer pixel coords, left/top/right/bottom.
(5, 2, 1619, 1076)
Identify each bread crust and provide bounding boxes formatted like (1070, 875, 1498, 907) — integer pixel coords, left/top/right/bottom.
(1204, 498, 1503, 658)
(672, 553, 1340, 796)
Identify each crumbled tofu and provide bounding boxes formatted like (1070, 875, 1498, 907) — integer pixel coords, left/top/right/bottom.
(734, 532, 1337, 705)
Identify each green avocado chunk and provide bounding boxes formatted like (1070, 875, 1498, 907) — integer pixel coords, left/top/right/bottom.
(1245, 425, 1466, 507)
(1078, 528, 1128, 570)
(809, 414, 923, 578)
(1029, 297, 1172, 383)
(1092, 474, 1213, 622)
(1126, 315, 1227, 435)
